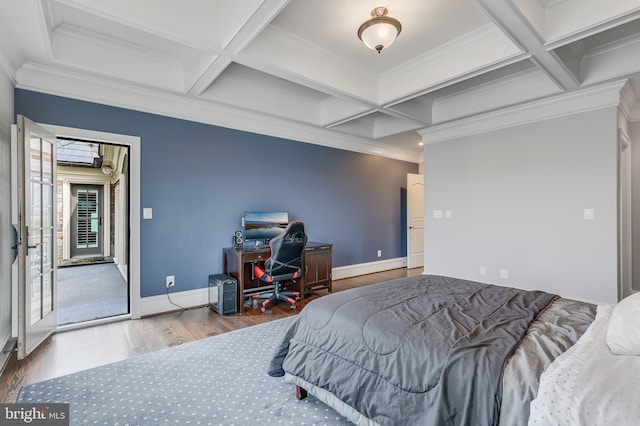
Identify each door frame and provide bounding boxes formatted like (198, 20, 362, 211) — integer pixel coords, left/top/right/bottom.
(618, 129, 632, 300)
(42, 124, 141, 319)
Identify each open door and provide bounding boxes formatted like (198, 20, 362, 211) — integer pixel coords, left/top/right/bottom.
(12, 115, 57, 359)
(406, 173, 424, 269)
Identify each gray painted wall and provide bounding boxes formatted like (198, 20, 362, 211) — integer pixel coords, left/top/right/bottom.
(0, 70, 13, 349)
(423, 107, 620, 304)
(14, 89, 418, 298)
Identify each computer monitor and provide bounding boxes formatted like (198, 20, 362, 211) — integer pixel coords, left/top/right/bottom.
(243, 211, 289, 246)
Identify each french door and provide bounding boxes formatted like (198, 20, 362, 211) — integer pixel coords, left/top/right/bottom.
(12, 115, 57, 359)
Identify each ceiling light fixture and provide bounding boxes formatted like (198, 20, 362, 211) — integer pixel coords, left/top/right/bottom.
(101, 164, 114, 175)
(357, 7, 402, 54)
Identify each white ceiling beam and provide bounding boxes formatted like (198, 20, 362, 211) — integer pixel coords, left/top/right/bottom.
(187, 0, 291, 96)
(473, 0, 579, 91)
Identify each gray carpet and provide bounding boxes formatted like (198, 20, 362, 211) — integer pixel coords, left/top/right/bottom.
(17, 317, 351, 425)
(57, 263, 128, 325)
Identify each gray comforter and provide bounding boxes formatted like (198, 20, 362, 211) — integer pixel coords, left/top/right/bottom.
(268, 275, 558, 426)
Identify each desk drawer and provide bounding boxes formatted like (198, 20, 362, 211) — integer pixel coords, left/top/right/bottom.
(242, 251, 268, 262)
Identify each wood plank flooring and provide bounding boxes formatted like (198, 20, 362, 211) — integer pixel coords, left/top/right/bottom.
(0, 267, 422, 403)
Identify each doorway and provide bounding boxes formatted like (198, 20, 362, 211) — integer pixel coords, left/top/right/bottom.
(13, 119, 141, 359)
(56, 138, 130, 326)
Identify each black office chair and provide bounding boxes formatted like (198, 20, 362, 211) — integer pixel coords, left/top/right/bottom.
(249, 221, 307, 313)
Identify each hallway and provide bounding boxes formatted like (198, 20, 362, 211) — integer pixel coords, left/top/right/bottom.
(57, 263, 128, 326)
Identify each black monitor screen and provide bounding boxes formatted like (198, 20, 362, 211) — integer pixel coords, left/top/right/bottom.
(243, 211, 289, 243)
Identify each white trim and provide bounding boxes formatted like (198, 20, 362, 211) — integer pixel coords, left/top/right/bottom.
(140, 288, 208, 317)
(139, 258, 408, 317)
(39, 124, 142, 319)
(332, 258, 407, 281)
(16, 63, 420, 164)
(55, 313, 131, 333)
(419, 80, 628, 144)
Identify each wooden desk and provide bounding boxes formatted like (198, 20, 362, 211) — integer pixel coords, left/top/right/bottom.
(223, 242, 332, 314)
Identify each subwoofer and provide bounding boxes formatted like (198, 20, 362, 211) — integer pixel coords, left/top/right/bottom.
(233, 230, 243, 248)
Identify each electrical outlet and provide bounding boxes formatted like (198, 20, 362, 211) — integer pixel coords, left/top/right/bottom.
(377, 250, 382, 258)
(166, 275, 175, 288)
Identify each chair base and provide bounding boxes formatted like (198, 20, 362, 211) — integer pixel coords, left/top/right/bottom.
(248, 285, 301, 313)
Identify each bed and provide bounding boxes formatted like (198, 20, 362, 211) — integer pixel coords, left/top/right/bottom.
(267, 274, 640, 425)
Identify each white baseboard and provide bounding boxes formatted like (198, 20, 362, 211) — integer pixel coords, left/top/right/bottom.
(141, 258, 408, 317)
(332, 257, 407, 280)
(140, 288, 209, 317)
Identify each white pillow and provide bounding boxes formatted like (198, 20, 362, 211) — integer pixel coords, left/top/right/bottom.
(606, 292, 640, 355)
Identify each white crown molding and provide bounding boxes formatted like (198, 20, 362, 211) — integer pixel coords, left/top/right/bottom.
(16, 62, 420, 163)
(419, 79, 629, 144)
(619, 80, 640, 122)
(544, 7, 640, 50)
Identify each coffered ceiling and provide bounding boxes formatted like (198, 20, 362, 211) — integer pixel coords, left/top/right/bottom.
(1, 0, 639, 162)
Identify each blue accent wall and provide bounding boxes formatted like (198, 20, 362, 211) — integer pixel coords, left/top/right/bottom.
(15, 89, 418, 297)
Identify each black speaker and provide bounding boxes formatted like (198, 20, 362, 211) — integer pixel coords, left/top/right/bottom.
(208, 274, 237, 315)
(233, 230, 243, 248)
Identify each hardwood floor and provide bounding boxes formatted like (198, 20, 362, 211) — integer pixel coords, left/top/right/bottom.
(0, 267, 422, 403)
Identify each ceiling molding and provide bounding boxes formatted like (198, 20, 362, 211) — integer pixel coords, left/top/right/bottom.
(3, 0, 640, 160)
(544, 7, 640, 50)
(17, 62, 419, 163)
(419, 79, 628, 144)
(619, 80, 640, 122)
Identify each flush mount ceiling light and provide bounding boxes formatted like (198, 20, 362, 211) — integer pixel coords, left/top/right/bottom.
(357, 6, 402, 54)
(101, 163, 114, 175)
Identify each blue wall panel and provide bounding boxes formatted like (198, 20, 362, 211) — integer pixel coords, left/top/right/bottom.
(15, 89, 418, 297)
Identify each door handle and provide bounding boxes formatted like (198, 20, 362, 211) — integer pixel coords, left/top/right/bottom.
(25, 226, 39, 251)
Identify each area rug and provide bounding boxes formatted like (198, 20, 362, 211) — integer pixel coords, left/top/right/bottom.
(17, 317, 351, 425)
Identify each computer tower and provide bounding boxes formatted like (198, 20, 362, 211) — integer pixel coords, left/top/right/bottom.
(208, 274, 237, 315)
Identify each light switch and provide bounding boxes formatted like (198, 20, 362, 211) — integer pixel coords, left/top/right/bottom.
(583, 209, 595, 220)
(433, 210, 443, 219)
(143, 208, 153, 219)
(445, 210, 452, 219)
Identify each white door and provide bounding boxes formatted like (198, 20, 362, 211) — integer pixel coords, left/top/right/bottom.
(13, 115, 57, 359)
(407, 173, 424, 269)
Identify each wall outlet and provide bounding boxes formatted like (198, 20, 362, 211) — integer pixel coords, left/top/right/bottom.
(500, 269, 509, 279)
(480, 266, 487, 276)
(377, 250, 382, 258)
(166, 275, 175, 288)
